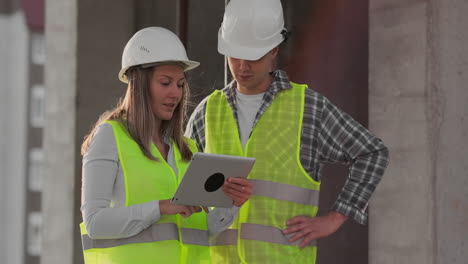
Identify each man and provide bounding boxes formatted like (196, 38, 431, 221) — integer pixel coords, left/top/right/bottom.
(186, 0, 389, 263)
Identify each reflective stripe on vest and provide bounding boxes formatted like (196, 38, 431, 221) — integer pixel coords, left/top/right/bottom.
(181, 227, 210, 246)
(251, 179, 319, 206)
(82, 223, 209, 250)
(211, 224, 317, 247)
(210, 229, 238, 246)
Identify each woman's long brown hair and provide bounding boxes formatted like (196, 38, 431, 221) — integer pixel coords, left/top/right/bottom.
(81, 64, 193, 161)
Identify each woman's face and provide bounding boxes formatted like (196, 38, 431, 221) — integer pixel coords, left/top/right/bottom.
(149, 64, 185, 121)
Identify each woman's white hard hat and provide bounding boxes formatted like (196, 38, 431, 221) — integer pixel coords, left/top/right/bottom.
(118, 27, 199, 83)
(218, 0, 286, 61)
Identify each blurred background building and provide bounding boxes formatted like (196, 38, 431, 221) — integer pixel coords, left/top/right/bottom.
(0, 0, 467, 263)
(0, 0, 44, 263)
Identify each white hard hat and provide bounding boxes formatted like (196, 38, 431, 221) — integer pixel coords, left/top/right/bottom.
(118, 27, 199, 83)
(218, 0, 286, 61)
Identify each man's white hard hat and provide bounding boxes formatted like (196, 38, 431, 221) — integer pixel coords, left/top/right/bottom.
(218, 0, 286, 61)
(118, 27, 199, 83)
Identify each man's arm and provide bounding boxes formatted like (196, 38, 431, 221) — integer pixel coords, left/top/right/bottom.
(317, 96, 389, 224)
(284, 93, 389, 246)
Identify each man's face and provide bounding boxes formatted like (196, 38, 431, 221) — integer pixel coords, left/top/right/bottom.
(228, 48, 279, 94)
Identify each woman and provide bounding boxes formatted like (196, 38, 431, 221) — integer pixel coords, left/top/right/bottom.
(80, 27, 252, 264)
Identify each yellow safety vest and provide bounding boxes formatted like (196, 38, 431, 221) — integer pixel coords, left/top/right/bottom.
(80, 120, 210, 264)
(205, 82, 320, 264)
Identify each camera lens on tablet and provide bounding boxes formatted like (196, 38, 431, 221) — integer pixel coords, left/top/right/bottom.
(204, 173, 225, 192)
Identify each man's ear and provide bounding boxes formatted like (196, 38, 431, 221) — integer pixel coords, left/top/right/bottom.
(270, 47, 279, 57)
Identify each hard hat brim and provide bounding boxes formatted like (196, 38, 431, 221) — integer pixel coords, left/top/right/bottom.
(217, 27, 284, 61)
(118, 60, 200, 84)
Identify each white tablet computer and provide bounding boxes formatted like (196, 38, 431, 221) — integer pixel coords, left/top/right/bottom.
(171, 152, 256, 208)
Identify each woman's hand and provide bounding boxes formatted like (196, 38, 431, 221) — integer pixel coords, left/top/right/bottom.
(159, 199, 208, 218)
(222, 177, 253, 207)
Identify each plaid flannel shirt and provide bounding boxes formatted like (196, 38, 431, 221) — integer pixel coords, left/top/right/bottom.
(185, 70, 389, 224)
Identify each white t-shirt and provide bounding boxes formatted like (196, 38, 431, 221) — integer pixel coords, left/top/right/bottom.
(236, 91, 265, 147)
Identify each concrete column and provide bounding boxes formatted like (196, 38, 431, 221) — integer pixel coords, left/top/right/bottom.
(0, 8, 28, 264)
(429, 1, 468, 263)
(42, 0, 77, 263)
(369, 0, 468, 263)
(369, 1, 434, 262)
(43, 0, 135, 263)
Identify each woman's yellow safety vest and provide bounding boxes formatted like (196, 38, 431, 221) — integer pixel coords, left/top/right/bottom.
(80, 120, 210, 264)
(205, 82, 320, 264)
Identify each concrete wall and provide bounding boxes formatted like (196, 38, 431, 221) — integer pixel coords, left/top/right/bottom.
(430, 1, 468, 263)
(0, 9, 28, 264)
(185, 0, 225, 111)
(369, 0, 468, 263)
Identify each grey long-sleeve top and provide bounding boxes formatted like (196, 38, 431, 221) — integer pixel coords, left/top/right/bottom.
(81, 123, 239, 239)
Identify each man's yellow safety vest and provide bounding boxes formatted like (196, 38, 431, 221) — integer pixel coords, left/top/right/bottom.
(80, 120, 210, 264)
(205, 82, 320, 264)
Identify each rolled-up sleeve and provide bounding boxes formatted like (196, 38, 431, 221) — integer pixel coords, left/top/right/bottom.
(317, 97, 389, 224)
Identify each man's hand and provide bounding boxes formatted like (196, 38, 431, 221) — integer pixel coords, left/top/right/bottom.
(222, 177, 253, 207)
(282, 211, 348, 248)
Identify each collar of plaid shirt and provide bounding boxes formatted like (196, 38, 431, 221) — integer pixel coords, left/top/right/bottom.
(222, 70, 293, 127)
